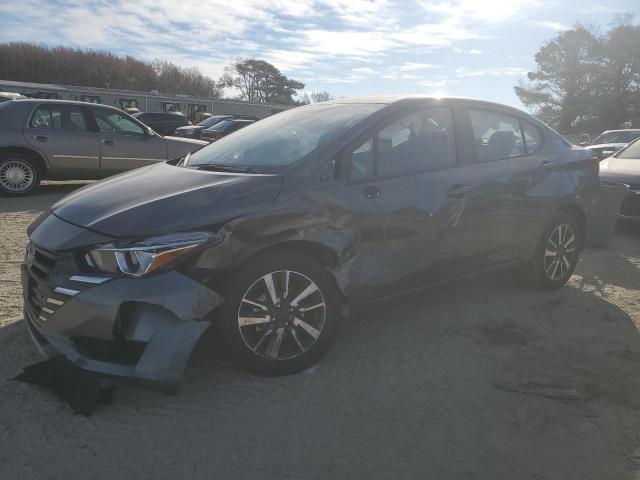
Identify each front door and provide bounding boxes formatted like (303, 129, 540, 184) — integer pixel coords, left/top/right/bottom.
(89, 107, 167, 175)
(329, 104, 468, 302)
(26, 103, 100, 178)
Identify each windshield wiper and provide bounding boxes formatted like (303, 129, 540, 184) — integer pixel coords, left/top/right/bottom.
(188, 163, 256, 174)
(178, 152, 191, 167)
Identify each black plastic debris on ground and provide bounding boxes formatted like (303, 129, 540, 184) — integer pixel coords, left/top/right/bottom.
(13, 355, 115, 416)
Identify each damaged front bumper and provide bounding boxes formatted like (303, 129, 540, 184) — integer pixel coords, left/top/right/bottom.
(22, 251, 223, 393)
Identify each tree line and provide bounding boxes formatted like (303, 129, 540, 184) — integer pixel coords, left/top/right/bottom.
(0, 43, 332, 105)
(515, 16, 640, 134)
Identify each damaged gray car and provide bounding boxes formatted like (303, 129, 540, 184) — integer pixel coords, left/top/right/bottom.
(22, 96, 601, 392)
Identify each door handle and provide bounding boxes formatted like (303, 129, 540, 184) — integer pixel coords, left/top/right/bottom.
(102, 139, 115, 145)
(363, 185, 381, 199)
(539, 160, 553, 171)
(445, 184, 472, 198)
(34, 135, 48, 142)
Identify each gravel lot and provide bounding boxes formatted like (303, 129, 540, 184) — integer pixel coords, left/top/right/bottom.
(1, 182, 640, 480)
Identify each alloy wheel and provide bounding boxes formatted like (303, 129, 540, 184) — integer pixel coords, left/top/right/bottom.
(237, 270, 326, 361)
(543, 223, 576, 281)
(0, 159, 35, 193)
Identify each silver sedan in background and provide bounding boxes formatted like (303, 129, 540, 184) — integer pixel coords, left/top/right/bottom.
(600, 137, 640, 217)
(0, 99, 207, 195)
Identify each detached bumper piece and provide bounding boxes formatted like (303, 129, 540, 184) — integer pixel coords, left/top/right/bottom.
(14, 355, 115, 416)
(22, 242, 223, 392)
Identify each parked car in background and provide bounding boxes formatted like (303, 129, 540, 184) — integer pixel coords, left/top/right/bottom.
(132, 111, 191, 136)
(174, 114, 258, 139)
(21, 96, 600, 391)
(599, 137, 640, 217)
(200, 118, 255, 142)
(586, 129, 640, 160)
(0, 92, 25, 102)
(0, 99, 207, 195)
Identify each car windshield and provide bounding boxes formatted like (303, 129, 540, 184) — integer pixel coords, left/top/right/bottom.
(187, 103, 383, 173)
(594, 131, 640, 144)
(616, 138, 640, 159)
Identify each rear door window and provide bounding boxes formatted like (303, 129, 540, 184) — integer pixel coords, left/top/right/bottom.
(469, 110, 526, 162)
(29, 104, 89, 132)
(522, 121, 542, 153)
(30, 106, 53, 129)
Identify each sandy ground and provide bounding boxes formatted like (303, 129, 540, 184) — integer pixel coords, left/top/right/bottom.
(1, 182, 640, 480)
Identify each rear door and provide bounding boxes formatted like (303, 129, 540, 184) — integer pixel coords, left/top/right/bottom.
(25, 103, 100, 177)
(435, 105, 557, 270)
(89, 107, 168, 175)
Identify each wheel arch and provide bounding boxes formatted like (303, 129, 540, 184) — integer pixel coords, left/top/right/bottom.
(554, 203, 587, 251)
(0, 146, 48, 178)
(231, 239, 347, 300)
(240, 240, 340, 270)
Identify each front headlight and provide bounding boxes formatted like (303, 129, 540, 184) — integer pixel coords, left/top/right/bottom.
(86, 232, 217, 277)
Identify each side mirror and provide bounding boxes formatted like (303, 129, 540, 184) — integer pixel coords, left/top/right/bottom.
(578, 141, 589, 147)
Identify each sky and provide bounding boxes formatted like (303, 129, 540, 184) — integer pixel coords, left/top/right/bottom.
(0, 0, 638, 109)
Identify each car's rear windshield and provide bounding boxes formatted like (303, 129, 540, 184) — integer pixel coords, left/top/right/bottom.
(595, 131, 640, 144)
(187, 103, 383, 173)
(616, 138, 640, 159)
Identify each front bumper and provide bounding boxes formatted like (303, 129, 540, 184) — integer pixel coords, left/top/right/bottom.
(22, 259, 223, 392)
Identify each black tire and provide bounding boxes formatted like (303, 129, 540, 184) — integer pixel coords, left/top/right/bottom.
(525, 212, 581, 290)
(218, 251, 342, 375)
(0, 154, 41, 196)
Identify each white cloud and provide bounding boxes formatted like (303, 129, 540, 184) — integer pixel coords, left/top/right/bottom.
(454, 66, 528, 77)
(352, 67, 379, 75)
(0, 0, 542, 92)
(418, 79, 448, 88)
(531, 20, 569, 31)
(399, 62, 439, 71)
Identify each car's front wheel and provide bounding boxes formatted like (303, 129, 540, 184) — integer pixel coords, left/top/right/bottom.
(526, 212, 581, 290)
(219, 252, 342, 375)
(0, 154, 41, 196)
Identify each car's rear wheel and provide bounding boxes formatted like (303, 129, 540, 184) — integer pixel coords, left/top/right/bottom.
(526, 212, 580, 290)
(219, 252, 341, 375)
(0, 154, 41, 195)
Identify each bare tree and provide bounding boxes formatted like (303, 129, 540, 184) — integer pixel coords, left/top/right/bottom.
(220, 58, 305, 104)
(310, 91, 334, 103)
(0, 42, 221, 97)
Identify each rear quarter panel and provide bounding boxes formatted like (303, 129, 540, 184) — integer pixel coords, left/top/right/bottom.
(0, 102, 52, 169)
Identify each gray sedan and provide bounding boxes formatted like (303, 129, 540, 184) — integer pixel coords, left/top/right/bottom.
(0, 99, 207, 195)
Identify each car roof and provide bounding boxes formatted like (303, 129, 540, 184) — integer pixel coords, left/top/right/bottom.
(134, 111, 185, 116)
(0, 92, 24, 98)
(12, 98, 122, 109)
(319, 94, 535, 117)
(601, 129, 640, 133)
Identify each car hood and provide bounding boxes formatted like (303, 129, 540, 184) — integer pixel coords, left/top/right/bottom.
(51, 162, 283, 238)
(163, 135, 208, 146)
(599, 156, 640, 184)
(175, 125, 206, 132)
(587, 143, 626, 150)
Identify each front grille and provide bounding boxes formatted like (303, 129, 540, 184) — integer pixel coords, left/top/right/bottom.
(25, 243, 77, 325)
